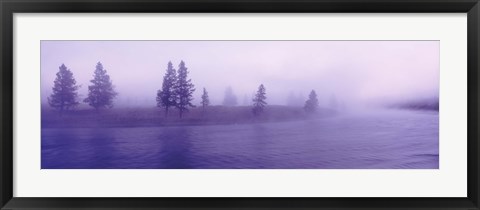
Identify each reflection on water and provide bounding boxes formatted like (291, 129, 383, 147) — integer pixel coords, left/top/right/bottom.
(41, 110, 439, 169)
(158, 127, 193, 168)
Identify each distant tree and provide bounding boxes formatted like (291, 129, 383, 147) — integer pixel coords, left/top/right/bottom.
(286, 92, 296, 106)
(286, 91, 305, 107)
(223, 86, 238, 106)
(252, 84, 267, 116)
(84, 62, 117, 110)
(175, 61, 196, 118)
(243, 94, 249, 106)
(201, 87, 210, 113)
(304, 90, 319, 113)
(329, 94, 338, 110)
(157, 61, 178, 117)
(48, 64, 80, 114)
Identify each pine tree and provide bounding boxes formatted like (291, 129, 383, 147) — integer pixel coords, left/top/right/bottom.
(157, 61, 177, 117)
(252, 84, 267, 116)
(201, 87, 210, 113)
(222, 86, 238, 106)
(84, 62, 117, 110)
(48, 64, 80, 114)
(175, 61, 195, 118)
(304, 90, 319, 113)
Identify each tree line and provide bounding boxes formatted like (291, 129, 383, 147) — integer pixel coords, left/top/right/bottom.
(155, 61, 269, 118)
(48, 61, 321, 117)
(48, 62, 117, 114)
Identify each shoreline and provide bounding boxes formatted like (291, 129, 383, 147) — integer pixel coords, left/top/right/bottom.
(42, 105, 337, 128)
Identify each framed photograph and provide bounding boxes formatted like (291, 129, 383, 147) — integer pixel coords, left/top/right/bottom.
(1, 0, 479, 209)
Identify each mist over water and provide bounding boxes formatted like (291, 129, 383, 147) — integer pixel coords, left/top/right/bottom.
(42, 109, 438, 169)
(41, 41, 439, 108)
(41, 41, 439, 169)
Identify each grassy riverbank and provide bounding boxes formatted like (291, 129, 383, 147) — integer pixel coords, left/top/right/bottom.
(42, 105, 337, 128)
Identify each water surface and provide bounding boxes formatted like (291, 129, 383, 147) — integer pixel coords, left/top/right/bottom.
(41, 110, 439, 169)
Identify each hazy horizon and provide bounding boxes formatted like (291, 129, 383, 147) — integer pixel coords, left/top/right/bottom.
(41, 40, 439, 109)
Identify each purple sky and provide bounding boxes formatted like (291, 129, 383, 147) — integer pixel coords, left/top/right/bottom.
(41, 41, 439, 107)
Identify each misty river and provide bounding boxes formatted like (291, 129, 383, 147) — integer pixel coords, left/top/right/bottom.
(41, 109, 438, 169)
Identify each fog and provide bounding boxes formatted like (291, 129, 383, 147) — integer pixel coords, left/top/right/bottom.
(41, 41, 439, 109)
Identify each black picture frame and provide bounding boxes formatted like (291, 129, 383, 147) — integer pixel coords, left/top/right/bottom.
(1, 0, 479, 209)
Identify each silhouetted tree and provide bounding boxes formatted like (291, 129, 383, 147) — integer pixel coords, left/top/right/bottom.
(304, 90, 319, 113)
(175, 61, 195, 118)
(223, 86, 238, 106)
(157, 61, 177, 117)
(48, 64, 80, 114)
(252, 84, 267, 116)
(201, 87, 210, 113)
(84, 62, 117, 110)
